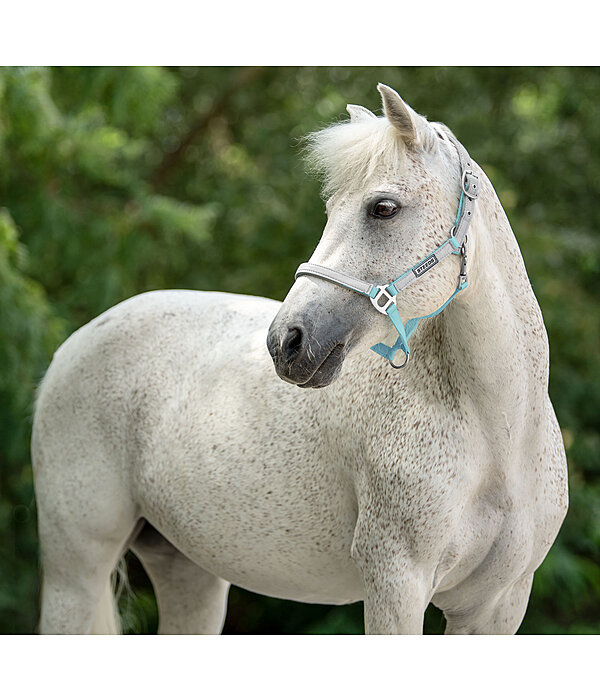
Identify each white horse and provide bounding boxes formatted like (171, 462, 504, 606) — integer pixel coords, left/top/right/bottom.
(32, 84, 568, 634)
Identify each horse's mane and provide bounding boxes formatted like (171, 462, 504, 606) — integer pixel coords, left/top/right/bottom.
(303, 116, 407, 199)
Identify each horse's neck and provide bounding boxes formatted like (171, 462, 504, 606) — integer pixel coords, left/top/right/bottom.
(423, 170, 549, 419)
(341, 172, 549, 430)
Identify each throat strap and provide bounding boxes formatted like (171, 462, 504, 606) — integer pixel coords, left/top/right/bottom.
(294, 133, 479, 368)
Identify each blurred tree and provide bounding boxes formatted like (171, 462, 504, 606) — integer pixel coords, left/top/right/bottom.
(0, 66, 598, 634)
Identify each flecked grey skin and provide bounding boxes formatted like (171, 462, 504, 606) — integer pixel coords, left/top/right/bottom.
(32, 85, 568, 634)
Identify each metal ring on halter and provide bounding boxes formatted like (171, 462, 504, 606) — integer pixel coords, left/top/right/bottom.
(389, 349, 409, 370)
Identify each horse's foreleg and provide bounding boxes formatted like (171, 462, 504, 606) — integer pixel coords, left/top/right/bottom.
(361, 573, 430, 634)
(131, 523, 230, 634)
(443, 574, 534, 635)
(352, 521, 430, 634)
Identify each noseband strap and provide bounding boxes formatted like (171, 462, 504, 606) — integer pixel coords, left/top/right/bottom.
(295, 133, 479, 369)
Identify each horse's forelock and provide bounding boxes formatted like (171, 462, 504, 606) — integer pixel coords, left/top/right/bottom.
(302, 116, 407, 199)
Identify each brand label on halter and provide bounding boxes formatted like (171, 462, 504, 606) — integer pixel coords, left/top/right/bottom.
(413, 254, 439, 278)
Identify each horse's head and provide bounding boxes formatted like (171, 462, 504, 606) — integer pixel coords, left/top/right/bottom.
(268, 84, 470, 388)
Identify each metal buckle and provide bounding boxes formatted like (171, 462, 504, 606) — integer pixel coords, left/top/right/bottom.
(370, 285, 397, 314)
(462, 170, 479, 198)
(459, 235, 468, 285)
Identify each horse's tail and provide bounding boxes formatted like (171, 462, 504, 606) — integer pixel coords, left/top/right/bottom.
(89, 558, 128, 634)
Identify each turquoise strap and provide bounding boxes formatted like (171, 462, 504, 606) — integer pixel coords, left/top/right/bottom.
(370, 279, 468, 365)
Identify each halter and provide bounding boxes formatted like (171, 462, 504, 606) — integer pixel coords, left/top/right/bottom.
(294, 134, 479, 369)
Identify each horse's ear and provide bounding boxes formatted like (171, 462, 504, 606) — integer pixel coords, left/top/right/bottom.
(377, 83, 435, 150)
(346, 104, 377, 123)
(378, 83, 417, 142)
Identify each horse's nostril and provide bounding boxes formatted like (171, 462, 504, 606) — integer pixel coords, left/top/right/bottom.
(281, 327, 304, 363)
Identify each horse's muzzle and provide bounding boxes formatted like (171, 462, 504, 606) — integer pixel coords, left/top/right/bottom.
(267, 318, 350, 388)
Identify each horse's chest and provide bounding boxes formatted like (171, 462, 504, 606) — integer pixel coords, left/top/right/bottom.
(344, 398, 485, 552)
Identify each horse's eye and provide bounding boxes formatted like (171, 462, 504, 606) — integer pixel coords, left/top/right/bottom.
(372, 199, 399, 219)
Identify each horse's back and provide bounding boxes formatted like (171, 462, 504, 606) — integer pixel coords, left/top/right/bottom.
(36, 289, 280, 416)
(50, 289, 280, 368)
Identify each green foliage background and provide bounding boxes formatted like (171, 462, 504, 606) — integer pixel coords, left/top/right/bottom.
(1, 66, 599, 634)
